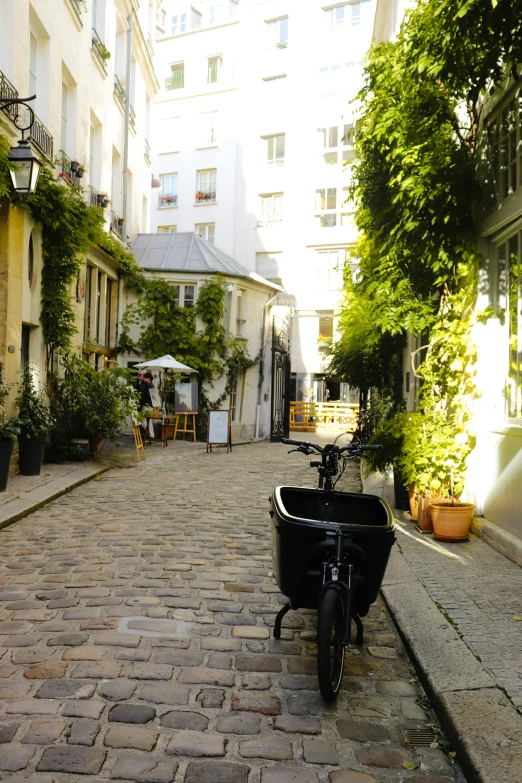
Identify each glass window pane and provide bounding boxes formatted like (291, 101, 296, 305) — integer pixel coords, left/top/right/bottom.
(317, 128, 326, 148)
(507, 235, 521, 417)
(316, 189, 325, 210)
(324, 152, 338, 165)
(279, 17, 288, 44)
(184, 285, 195, 308)
(326, 188, 337, 210)
(275, 134, 285, 160)
(328, 127, 338, 148)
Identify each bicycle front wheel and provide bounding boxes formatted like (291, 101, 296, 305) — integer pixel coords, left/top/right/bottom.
(317, 587, 347, 702)
(334, 431, 354, 448)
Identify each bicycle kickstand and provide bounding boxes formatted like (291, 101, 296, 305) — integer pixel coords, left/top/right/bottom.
(273, 603, 291, 639)
(354, 614, 364, 646)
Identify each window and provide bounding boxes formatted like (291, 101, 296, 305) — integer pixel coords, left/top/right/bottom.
(28, 233, 34, 288)
(207, 55, 222, 84)
(105, 279, 113, 347)
(318, 125, 339, 165)
(318, 311, 334, 341)
(184, 285, 195, 308)
(266, 16, 288, 48)
(236, 291, 246, 337)
(61, 81, 68, 153)
(325, 2, 366, 28)
(196, 223, 215, 244)
(500, 99, 517, 199)
(206, 5, 225, 26)
(316, 249, 345, 291)
(159, 173, 178, 207)
(92, 0, 105, 36)
(170, 284, 196, 308)
(29, 33, 37, 96)
(166, 62, 184, 91)
(196, 169, 217, 202)
(172, 13, 186, 34)
(84, 265, 92, 340)
(319, 62, 363, 98)
(158, 225, 176, 233)
(21, 325, 31, 369)
(315, 187, 337, 226)
(259, 193, 283, 226)
(229, 378, 238, 421)
(266, 134, 285, 166)
(495, 232, 522, 418)
(199, 112, 218, 146)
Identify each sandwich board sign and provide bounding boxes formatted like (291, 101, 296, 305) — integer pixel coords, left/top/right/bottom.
(207, 409, 231, 453)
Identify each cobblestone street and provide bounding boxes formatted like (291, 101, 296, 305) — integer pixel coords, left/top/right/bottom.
(0, 441, 465, 783)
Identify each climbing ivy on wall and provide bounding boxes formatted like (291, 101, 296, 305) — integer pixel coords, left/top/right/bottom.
(0, 137, 146, 375)
(331, 0, 522, 493)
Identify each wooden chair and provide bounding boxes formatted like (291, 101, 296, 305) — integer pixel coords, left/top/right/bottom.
(133, 425, 146, 462)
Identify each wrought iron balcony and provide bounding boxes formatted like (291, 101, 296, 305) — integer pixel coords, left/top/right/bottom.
(159, 193, 178, 207)
(92, 29, 109, 71)
(114, 75, 126, 108)
(69, 0, 86, 23)
(144, 139, 151, 165)
(0, 70, 54, 160)
(129, 105, 136, 135)
(89, 185, 99, 207)
(110, 210, 125, 238)
(58, 150, 81, 186)
(195, 191, 216, 203)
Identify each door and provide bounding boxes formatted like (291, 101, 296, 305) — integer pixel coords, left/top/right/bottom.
(271, 316, 291, 441)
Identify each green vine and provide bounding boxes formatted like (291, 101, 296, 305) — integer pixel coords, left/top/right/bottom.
(0, 137, 146, 375)
(331, 0, 522, 495)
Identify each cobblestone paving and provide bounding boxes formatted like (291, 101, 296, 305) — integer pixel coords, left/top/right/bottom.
(394, 514, 522, 711)
(0, 440, 465, 782)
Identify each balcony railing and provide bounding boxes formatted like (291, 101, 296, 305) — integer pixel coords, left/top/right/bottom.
(69, 0, 86, 23)
(30, 115, 54, 161)
(0, 69, 54, 160)
(129, 105, 136, 135)
(89, 185, 99, 207)
(92, 29, 109, 71)
(159, 194, 178, 207)
(110, 210, 125, 238)
(114, 75, 126, 108)
(58, 150, 77, 185)
(144, 139, 151, 165)
(258, 215, 283, 227)
(195, 191, 216, 203)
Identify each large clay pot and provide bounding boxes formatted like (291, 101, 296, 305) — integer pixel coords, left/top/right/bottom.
(408, 485, 418, 519)
(416, 495, 433, 532)
(429, 501, 475, 541)
(18, 435, 46, 476)
(393, 468, 410, 511)
(0, 439, 14, 491)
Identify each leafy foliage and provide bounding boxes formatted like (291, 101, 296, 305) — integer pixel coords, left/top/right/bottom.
(333, 0, 518, 493)
(16, 364, 55, 439)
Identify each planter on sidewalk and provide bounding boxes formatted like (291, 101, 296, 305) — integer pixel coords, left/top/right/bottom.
(430, 500, 475, 541)
(0, 439, 15, 491)
(18, 434, 46, 476)
(393, 468, 410, 510)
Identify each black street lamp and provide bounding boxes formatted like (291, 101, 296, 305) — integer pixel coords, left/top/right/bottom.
(0, 94, 42, 194)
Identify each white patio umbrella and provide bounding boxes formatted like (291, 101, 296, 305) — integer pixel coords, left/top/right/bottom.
(133, 355, 197, 417)
(134, 354, 197, 373)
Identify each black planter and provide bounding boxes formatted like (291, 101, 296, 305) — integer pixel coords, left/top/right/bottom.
(393, 468, 410, 511)
(0, 439, 14, 491)
(18, 435, 46, 476)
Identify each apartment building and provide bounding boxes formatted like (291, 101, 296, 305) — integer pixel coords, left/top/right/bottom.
(0, 0, 159, 380)
(150, 0, 376, 412)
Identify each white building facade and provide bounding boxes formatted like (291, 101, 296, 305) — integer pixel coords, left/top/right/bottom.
(150, 0, 376, 406)
(0, 0, 160, 375)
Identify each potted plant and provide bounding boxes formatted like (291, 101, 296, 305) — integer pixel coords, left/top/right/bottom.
(429, 469, 474, 541)
(365, 411, 409, 510)
(196, 192, 202, 201)
(16, 365, 55, 476)
(0, 381, 20, 491)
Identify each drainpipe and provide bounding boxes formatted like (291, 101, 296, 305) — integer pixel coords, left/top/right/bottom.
(122, 11, 133, 242)
(255, 293, 278, 439)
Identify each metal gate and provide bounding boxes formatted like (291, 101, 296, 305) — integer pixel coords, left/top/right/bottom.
(270, 316, 291, 442)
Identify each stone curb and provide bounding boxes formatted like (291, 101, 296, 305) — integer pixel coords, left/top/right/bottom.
(0, 461, 114, 531)
(381, 518, 522, 783)
(470, 515, 522, 568)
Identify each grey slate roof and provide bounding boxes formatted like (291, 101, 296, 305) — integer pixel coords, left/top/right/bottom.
(131, 233, 281, 290)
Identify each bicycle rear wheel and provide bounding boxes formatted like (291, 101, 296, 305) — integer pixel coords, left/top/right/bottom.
(317, 587, 347, 702)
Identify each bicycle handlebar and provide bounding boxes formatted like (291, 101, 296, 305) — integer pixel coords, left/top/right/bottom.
(281, 437, 381, 455)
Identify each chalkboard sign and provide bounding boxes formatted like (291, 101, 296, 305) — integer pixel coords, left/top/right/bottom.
(207, 410, 231, 453)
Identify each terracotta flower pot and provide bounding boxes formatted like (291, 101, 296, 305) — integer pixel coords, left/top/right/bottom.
(429, 501, 475, 542)
(416, 495, 434, 532)
(408, 484, 418, 519)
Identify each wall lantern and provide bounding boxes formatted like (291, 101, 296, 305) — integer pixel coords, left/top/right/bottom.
(0, 93, 42, 194)
(7, 138, 41, 194)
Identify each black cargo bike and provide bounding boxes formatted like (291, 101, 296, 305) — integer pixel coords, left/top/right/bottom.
(270, 438, 396, 702)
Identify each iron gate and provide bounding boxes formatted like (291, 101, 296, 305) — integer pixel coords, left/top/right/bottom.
(271, 316, 291, 442)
